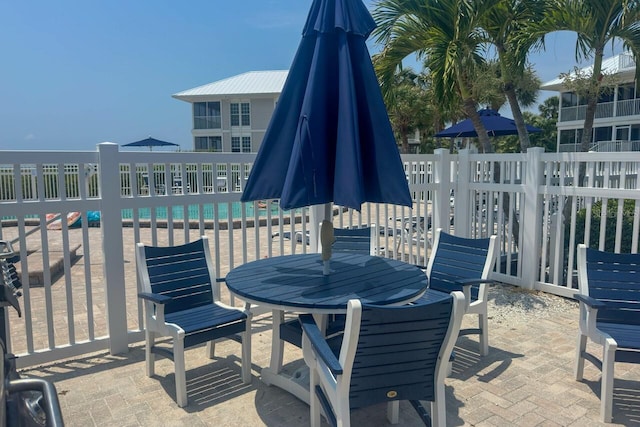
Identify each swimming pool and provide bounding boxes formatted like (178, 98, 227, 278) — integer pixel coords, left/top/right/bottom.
(121, 202, 285, 221)
(1, 202, 287, 224)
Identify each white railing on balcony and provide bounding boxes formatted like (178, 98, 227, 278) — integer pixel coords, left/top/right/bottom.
(616, 98, 640, 117)
(559, 101, 615, 122)
(1, 144, 640, 368)
(589, 140, 640, 152)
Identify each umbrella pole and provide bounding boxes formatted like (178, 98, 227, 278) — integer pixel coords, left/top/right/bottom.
(324, 203, 332, 222)
(320, 203, 334, 275)
(309, 203, 334, 270)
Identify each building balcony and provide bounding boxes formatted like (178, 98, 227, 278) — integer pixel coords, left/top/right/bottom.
(194, 116, 222, 129)
(559, 99, 640, 122)
(559, 139, 640, 152)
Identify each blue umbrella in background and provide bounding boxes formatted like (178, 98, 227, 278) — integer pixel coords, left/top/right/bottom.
(122, 136, 179, 151)
(434, 108, 542, 138)
(241, 0, 412, 212)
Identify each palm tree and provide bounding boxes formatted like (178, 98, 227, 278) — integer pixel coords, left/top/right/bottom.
(472, 61, 541, 122)
(378, 66, 432, 153)
(372, 0, 496, 153)
(543, 0, 640, 152)
(480, 0, 548, 151)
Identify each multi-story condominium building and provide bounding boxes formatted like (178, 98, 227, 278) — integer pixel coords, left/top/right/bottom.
(541, 53, 639, 152)
(173, 70, 288, 152)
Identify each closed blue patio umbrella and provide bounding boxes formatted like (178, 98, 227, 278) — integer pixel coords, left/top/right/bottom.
(434, 108, 542, 138)
(241, 0, 412, 212)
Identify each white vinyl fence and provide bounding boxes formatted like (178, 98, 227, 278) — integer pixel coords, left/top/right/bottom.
(1, 143, 639, 367)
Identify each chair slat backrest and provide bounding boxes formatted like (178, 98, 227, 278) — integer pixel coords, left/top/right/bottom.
(331, 227, 374, 255)
(140, 239, 214, 315)
(427, 230, 496, 300)
(583, 247, 640, 326)
(348, 293, 453, 409)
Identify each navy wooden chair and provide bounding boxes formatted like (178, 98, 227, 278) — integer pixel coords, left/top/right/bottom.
(329, 226, 378, 255)
(136, 237, 251, 407)
(420, 228, 498, 356)
(575, 244, 640, 423)
(301, 290, 465, 427)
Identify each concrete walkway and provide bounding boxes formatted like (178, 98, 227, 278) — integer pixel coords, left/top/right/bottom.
(19, 286, 640, 426)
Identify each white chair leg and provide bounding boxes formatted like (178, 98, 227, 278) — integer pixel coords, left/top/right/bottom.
(386, 401, 400, 424)
(601, 339, 616, 423)
(574, 333, 587, 380)
(145, 330, 156, 377)
(478, 313, 489, 356)
(432, 383, 446, 427)
(206, 340, 215, 359)
(241, 325, 252, 384)
(174, 338, 188, 408)
(309, 367, 321, 427)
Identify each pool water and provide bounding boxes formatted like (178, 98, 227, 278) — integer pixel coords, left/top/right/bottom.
(121, 202, 285, 221)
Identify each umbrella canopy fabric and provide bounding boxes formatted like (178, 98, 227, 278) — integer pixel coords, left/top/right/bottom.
(122, 137, 179, 150)
(434, 108, 542, 138)
(241, 0, 412, 211)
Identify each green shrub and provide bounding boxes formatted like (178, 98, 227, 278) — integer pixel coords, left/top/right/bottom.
(571, 199, 639, 253)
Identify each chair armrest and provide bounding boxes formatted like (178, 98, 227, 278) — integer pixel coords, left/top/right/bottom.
(138, 292, 171, 305)
(574, 293, 606, 309)
(300, 314, 343, 375)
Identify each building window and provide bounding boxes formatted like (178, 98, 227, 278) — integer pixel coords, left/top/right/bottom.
(231, 136, 251, 153)
(230, 102, 250, 126)
(195, 136, 222, 152)
(618, 83, 637, 100)
(559, 129, 577, 145)
(561, 92, 578, 108)
(598, 90, 614, 103)
(231, 137, 240, 152)
(593, 126, 612, 142)
(194, 102, 221, 129)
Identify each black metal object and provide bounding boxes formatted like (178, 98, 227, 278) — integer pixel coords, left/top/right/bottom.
(0, 241, 64, 427)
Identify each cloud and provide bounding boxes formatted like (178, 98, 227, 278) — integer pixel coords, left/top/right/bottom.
(24, 133, 36, 140)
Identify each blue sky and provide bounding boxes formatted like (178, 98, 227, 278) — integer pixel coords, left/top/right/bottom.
(0, 1, 618, 151)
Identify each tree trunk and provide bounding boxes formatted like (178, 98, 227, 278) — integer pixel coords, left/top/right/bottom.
(463, 98, 493, 153)
(401, 133, 410, 154)
(562, 47, 605, 233)
(505, 86, 531, 152)
(579, 46, 604, 153)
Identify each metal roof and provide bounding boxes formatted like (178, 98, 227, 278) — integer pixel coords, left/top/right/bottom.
(540, 53, 636, 91)
(173, 70, 288, 101)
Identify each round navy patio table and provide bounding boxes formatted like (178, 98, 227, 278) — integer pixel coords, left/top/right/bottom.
(226, 252, 428, 403)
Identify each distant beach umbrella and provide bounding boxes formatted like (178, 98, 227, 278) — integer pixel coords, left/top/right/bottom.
(241, 0, 411, 212)
(122, 136, 179, 151)
(434, 108, 542, 138)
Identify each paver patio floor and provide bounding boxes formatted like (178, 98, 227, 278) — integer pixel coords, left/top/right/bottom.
(19, 286, 640, 426)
